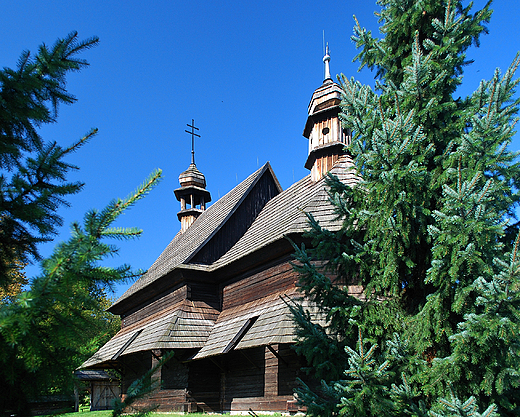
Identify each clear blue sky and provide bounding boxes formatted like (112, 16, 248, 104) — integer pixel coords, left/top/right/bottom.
(2, 0, 519, 300)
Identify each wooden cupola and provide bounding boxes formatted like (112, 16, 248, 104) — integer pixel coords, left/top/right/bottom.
(174, 120, 211, 233)
(303, 45, 351, 182)
(174, 162, 211, 233)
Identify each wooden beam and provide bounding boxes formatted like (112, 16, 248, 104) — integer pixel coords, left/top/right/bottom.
(223, 316, 258, 354)
(111, 329, 143, 360)
(239, 350, 261, 370)
(210, 357, 226, 372)
(150, 350, 161, 362)
(267, 345, 289, 367)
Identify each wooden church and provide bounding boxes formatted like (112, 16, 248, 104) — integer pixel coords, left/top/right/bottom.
(82, 47, 358, 413)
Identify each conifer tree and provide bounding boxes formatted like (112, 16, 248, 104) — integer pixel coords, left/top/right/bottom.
(291, 0, 520, 415)
(0, 32, 99, 289)
(0, 170, 162, 416)
(0, 33, 164, 416)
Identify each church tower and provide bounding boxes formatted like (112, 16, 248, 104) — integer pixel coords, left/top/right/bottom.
(303, 45, 350, 181)
(174, 120, 211, 233)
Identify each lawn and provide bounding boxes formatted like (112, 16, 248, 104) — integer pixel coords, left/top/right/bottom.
(55, 412, 216, 417)
(53, 411, 281, 417)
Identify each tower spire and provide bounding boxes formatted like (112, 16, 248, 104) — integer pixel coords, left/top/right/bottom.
(303, 42, 351, 181)
(323, 43, 332, 83)
(175, 120, 211, 233)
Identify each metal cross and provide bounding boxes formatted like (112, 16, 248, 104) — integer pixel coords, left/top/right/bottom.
(185, 119, 200, 165)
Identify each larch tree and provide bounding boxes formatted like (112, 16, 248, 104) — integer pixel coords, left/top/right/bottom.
(291, 0, 520, 415)
(0, 33, 163, 416)
(0, 32, 98, 290)
(0, 170, 162, 416)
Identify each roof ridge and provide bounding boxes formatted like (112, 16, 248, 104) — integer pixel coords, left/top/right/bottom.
(184, 162, 280, 264)
(111, 162, 279, 308)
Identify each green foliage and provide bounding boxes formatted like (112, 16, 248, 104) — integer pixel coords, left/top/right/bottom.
(0, 169, 162, 416)
(292, 0, 520, 416)
(0, 32, 99, 289)
(111, 351, 174, 417)
(429, 394, 498, 417)
(335, 329, 394, 417)
(0, 32, 164, 416)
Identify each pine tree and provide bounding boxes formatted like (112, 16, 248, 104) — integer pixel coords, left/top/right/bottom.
(0, 170, 162, 416)
(0, 32, 99, 289)
(291, 1, 520, 415)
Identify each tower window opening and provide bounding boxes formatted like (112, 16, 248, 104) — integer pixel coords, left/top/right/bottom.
(322, 127, 330, 135)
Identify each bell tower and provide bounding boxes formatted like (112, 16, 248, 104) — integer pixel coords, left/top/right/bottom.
(174, 120, 211, 233)
(303, 45, 350, 181)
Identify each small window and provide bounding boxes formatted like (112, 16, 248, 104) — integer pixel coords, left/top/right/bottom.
(322, 127, 330, 135)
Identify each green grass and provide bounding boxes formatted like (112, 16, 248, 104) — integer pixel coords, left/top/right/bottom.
(52, 412, 113, 417)
(51, 412, 282, 417)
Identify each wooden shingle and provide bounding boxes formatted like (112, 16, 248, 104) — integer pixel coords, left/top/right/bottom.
(81, 301, 217, 368)
(111, 163, 282, 308)
(193, 289, 326, 360)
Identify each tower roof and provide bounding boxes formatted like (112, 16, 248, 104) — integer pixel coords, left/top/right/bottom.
(179, 162, 207, 188)
(303, 43, 350, 182)
(175, 120, 211, 232)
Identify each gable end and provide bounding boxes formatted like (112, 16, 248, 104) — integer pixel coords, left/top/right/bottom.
(188, 168, 280, 265)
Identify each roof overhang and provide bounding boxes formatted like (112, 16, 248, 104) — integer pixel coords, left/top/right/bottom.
(304, 141, 347, 170)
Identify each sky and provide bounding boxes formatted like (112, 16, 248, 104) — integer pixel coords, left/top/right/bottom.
(2, 0, 519, 300)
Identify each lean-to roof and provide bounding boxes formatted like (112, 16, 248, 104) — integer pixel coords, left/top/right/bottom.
(193, 289, 326, 360)
(82, 300, 218, 369)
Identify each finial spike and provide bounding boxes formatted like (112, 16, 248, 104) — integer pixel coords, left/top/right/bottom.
(323, 41, 331, 82)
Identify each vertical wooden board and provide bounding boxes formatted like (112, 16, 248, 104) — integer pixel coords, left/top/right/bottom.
(188, 358, 221, 412)
(161, 358, 189, 389)
(190, 170, 280, 265)
(277, 344, 301, 396)
(223, 347, 265, 400)
(264, 346, 278, 397)
(120, 351, 152, 396)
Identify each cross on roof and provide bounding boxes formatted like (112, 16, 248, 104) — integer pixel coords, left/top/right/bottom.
(185, 119, 200, 165)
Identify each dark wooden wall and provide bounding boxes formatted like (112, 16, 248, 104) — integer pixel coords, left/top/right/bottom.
(223, 260, 298, 310)
(218, 345, 301, 413)
(190, 171, 280, 265)
(125, 344, 304, 413)
(121, 282, 220, 329)
(188, 358, 221, 412)
(277, 343, 303, 396)
(120, 351, 152, 398)
(121, 285, 188, 328)
(188, 281, 219, 309)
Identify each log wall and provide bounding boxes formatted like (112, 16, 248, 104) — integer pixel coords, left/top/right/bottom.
(121, 282, 220, 329)
(219, 345, 301, 413)
(121, 286, 188, 328)
(222, 261, 298, 310)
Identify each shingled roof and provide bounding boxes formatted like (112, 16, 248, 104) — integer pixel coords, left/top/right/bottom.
(82, 300, 218, 369)
(111, 163, 282, 308)
(211, 155, 357, 269)
(111, 156, 357, 310)
(83, 156, 359, 370)
(193, 289, 326, 360)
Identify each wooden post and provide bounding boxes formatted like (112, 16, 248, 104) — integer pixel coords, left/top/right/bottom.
(74, 381, 79, 412)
